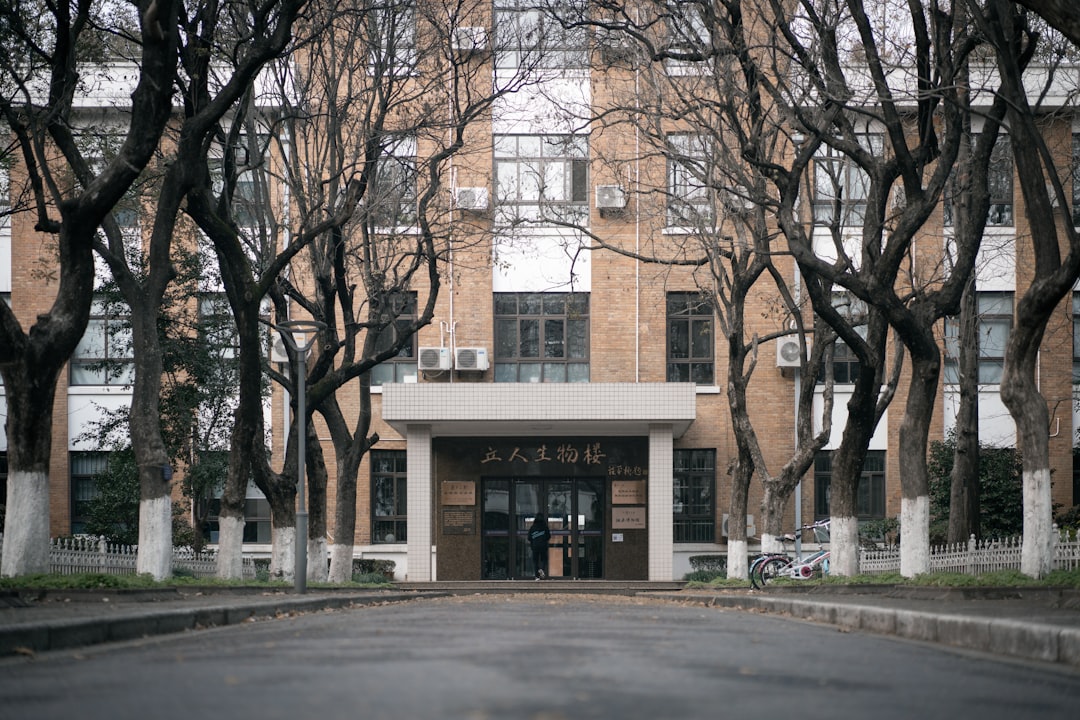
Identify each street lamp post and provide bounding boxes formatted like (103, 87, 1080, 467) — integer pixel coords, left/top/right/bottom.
(273, 319, 326, 594)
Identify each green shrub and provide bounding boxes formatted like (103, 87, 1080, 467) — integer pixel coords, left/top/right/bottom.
(688, 555, 726, 574)
(351, 571, 393, 585)
(352, 558, 396, 579)
(1055, 505, 1080, 532)
(172, 566, 197, 579)
(684, 569, 724, 583)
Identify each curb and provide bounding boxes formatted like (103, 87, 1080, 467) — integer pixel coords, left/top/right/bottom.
(668, 592, 1080, 669)
(0, 592, 444, 657)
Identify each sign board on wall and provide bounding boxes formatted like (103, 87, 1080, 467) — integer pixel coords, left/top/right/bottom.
(612, 480, 646, 504)
(611, 507, 647, 529)
(443, 509, 476, 535)
(441, 481, 475, 506)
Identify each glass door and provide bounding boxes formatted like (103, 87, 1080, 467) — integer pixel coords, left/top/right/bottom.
(482, 477, 604, 580)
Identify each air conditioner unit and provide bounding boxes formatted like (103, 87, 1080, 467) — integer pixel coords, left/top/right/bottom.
(595, 184, 627, 210)
(721, 187, 754, 214)
(776, 337, 809, 368)
(417, 346, 451, 371)
(721, 514, 757, 537)
(599, 37, 636, 65)
(270, 332, 290, 363)
(454, 346, 489, 371)
(452, 26, 487, 55)
(454, 186, 489, 212)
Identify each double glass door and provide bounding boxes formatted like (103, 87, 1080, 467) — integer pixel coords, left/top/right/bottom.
(481, 477, 604, 580)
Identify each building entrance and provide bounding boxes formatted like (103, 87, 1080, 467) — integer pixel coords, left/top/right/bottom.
(481, 477, 604, 580)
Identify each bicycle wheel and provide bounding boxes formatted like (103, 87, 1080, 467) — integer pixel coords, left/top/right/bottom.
(748, 556, 772, 589)
(751, 557, 791, 589)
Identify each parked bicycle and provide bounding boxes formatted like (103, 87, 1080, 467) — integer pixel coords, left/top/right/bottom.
(749, 519, 831, 590)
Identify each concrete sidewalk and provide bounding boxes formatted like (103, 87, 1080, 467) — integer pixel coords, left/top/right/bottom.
(2, 583, 1079, 669)
(663, 585, 1080, 669)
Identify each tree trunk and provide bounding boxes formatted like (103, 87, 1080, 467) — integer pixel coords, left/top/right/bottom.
(828, 363, 883, 576)
(949, 277, 980, 543)
(306, 421, 329, 582)
(726, 447, 752, 580)
(898, 348, 939, 577)
(129, 291, 173, 580)
(0, 355, 67, 575)
(327, 373, 377, 584)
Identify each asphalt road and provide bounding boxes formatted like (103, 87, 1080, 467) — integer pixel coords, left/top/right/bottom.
(1, 593, 1077, 720)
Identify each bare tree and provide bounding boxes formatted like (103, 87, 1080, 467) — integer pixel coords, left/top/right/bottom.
(0, 0, 179, 576)
(560, 0, 846, 578)
(977, 0, 1080, 577)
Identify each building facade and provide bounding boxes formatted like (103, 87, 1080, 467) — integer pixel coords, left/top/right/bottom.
(1, 4, 1079, 582)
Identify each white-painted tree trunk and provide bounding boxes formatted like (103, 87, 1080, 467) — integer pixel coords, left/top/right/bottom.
(830, 515, 860, 576)
(271, 526, 296, 581)
(727, 539, 748, 580)
(759, 533, 783, 554)
(215, 515, 246, 579)
(1021, 467, 1054, 578)
(0, 470, 50, 576)
(309, 537, 328, 582)
(328, 543, 354, 584)
(900, 495, 930, 578)
(136, 496, 173, 580)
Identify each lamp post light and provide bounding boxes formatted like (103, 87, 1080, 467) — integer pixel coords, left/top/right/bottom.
(273, 319, 326, 594)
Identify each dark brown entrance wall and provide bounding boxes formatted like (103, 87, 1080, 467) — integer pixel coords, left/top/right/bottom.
(434, 437, 650, 580)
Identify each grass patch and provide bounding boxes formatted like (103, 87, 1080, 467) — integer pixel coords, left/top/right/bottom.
(0, 572, 400, 592)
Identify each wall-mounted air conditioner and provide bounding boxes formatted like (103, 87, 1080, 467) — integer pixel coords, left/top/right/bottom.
(721, 514, 757, 537)
(776, 337, 809, 368)
(452, 26, 487, 55)
(595, 184, 627, 211)
(454, 186, 489, 212)
(454, 346, 489, 371)
(270, 332, 290, 363)
(417, 346, 451, 371)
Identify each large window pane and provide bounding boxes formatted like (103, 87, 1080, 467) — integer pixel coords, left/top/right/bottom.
(495, 292, 590, 382)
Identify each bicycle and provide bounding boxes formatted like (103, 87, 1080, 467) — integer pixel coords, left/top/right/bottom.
(749, 519, 831, 590)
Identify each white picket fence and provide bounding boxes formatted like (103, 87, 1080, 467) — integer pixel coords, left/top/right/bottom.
(858, 526, 1080, 575)
(0, 535, 257, 580)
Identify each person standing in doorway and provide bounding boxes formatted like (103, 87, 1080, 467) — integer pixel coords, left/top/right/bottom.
(528, 513, 551, 580)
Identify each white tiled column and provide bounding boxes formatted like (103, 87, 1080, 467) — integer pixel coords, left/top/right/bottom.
(648, 424, 674, 581)
(406, 424, 433, 581)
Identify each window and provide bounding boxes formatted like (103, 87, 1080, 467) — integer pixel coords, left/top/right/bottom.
(0, 452, 7, 524)
(674, 449, 715, 543)
(494, 134, 589, 225)
(812, 134, 882, 226)
(494, 292, 589, 383)
(664, 0, 711, 75)
(666, 292, 713, 384)
(372, 450, 407, 544)
(70, 451, 108, 534)
(371, 292, 418, 385)
(367, 1, 417, 72)
(944, 291, 1013, 384)
(1074, 292, 1080, 384)
(70, 295, 134, 385)
(369, 136, 417, 229)
(944, 135, 1013, 227)
(199, 293, 239, 361)
(817, 291, 866, 385)
(0, 293, 8, 386)
(1073, 133, 1080, 227)
(204, 490, 272, 543)
(813, 450, 885, 520)
(667, 133, 714, 226)
(494, 0, 589, 70)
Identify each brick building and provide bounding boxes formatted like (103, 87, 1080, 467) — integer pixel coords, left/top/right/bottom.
(1, 3, 1078, 582)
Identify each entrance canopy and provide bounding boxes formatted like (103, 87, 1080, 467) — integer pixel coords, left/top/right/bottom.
(382, 383, 696, 438)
